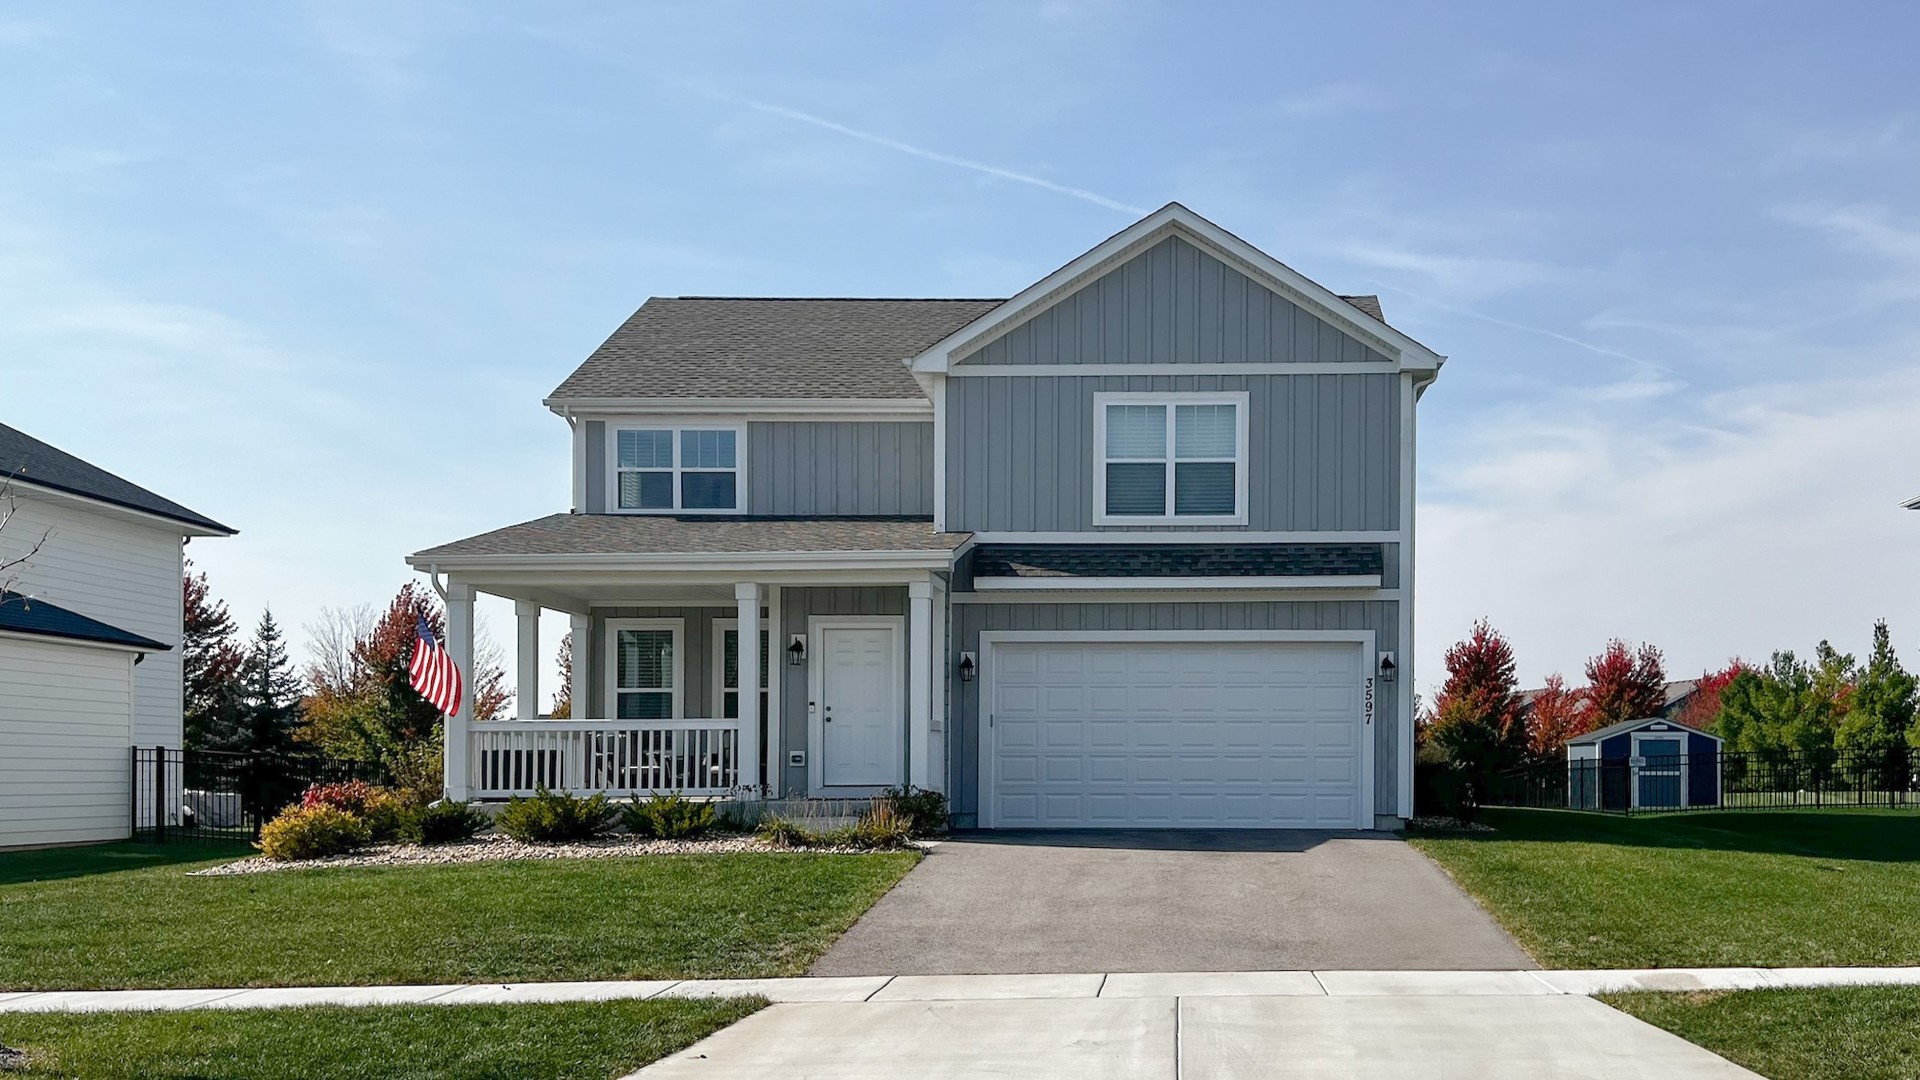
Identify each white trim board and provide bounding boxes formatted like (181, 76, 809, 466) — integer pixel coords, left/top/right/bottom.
(550, 398, 932, 421)
(805, 614, 908, 796)
(965, 530, 1403, 544)
(969, 575, 1382, 591)
(951, 588, 1401, 604)
(907, 203, 1445, 375)
(951, 362, 1401, 377)
(603, 421, 747, 516)
(975, 629, 1377, 830)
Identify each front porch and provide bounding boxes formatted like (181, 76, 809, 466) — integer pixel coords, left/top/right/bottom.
(431, 576, 952, 803)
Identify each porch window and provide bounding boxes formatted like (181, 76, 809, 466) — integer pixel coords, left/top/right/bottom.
(1094, 392, 1248, 524)
(611, 622, 679, 719)
(612, 426, 741, 512)
(719, 624, 770, 722)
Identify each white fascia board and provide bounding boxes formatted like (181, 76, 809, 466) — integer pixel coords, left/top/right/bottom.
(9, 477, 233, 538)
(545, 397, 931, 421)
(1904, 493, 1920, 510)
(0, 627, 162, 655)
(953, 588, 1400, 604)
(406, 549, 959, 575)
(906, 203, 1447, 374)
(968, 530, 1402, 544)
(971, 574, 1383, 591)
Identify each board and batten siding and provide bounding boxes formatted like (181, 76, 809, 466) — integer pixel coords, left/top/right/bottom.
(579, 421, 932, 516)
(948, 600, 1401, 824)
(778, 586, 906, 793)
(955, 235, 1392, 367)
(0, 636, 137, 847)
(945, 373, 1400, 533)
(5, 494, 185, 748)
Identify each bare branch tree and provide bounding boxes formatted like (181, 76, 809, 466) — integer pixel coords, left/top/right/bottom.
(0, 470, 55, 606)
(303, 602, 376, 695)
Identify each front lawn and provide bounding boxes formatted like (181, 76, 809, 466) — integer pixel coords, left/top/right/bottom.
(0, 842, 918, 989)
(1604, 987, 1920, 1080)
(1409, 808, 1920, 968)
(0, 998, 763, 1080)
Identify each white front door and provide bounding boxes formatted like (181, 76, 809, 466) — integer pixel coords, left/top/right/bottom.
(817, 621, 903, 788)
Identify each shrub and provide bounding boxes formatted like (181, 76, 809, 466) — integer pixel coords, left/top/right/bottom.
(755, 814, 813, 849)
(843, 801, 916, 850)
(258, 805, 372, 861)
(875, 785, 948, 835)
(405, 800, 490, 845)
(300, 780, 375, 815)
(360, 789, 413, 842)
(620, 792, 717, 839)
(495, 788, 615, 842)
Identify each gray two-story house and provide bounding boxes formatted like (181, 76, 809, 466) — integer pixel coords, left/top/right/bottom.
(410, 203, 1444, 830)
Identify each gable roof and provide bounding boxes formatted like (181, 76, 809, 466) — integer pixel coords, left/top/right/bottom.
(0, 422, 233, 535)
(1566, 715, 1722, 746)
(909, 202, 1445, 375)
(547, 297, 1002, 404)
(0, 592, 170, 652)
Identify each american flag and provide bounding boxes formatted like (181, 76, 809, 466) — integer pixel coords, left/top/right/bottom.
(409, 615, 462, 716)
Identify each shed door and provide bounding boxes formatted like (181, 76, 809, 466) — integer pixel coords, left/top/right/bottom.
(1635, 735, 1685, 808)
(985, 640, 1367, 829)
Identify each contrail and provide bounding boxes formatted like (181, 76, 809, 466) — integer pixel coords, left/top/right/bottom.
(735, 97, 1150, 216)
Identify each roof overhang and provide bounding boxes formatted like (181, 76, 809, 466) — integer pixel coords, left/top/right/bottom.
(545, 397, 931, 421)
(408, 548, 958, 576)
(972, 574, 1382, 591)
(0, 626, 164, 655)
(906, 202, 1447, 376)
(1904, 493, 1920, 510)
(9, 476, 234, 538)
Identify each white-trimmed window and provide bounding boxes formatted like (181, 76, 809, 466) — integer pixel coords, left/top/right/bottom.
(714, 619, 770, 723)
(606, 619, 682, 720)
(609, 425, 743, 513)
(1093, 392, 1249, 524)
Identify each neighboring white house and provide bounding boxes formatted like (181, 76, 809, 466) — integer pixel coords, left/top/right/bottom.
(0, 422, 234, 849)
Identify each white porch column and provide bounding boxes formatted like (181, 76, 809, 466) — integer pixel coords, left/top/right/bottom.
(514, 599, 541, 720)
(735, 582, 762, 791)
(908, 578, 933, 789)
(568, 613, 590, 719)
(443, 582, 475, 801)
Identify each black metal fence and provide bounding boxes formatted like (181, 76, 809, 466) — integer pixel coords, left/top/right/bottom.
(131, 747, 387, 842)
(1487, 746, 1917, 815)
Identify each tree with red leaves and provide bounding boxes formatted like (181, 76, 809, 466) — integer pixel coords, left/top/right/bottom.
(1428, 619, 1527, 790)
(1584, 639, 1667, 728)
(300, 582, 509, 794)
(1674, 660, 1746, 730)
(1525, 673, 1588, 757)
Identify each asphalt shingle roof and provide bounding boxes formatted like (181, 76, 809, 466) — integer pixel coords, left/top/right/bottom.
(414, 513, 970, 558)
(0, 422, 233, 534)
(549, 297, 1004, 401)
(971, 543, 1384, 579)
(0, 592, 170, 651)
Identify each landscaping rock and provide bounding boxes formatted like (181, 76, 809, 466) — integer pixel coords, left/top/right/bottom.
(0, 1046, 27, 1072)
(190, 833, 923, 875)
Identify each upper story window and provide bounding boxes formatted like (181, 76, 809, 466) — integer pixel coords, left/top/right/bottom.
(1093, 391, 1249, 525)
(611, 425, 742, 513)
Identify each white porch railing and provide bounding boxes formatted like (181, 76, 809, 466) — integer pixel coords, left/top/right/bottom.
(469, 720, 741, 799)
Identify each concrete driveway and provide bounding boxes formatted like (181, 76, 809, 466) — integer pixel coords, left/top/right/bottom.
(810, 830, 1531, 975)
(632, 994, 1758, 1079)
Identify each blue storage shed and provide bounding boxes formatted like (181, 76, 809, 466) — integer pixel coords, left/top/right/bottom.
(1566, 717, 1722, 811)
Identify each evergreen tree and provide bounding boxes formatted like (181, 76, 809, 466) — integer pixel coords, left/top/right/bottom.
(1717, 651, 1845, 755)
(182, 561, 245, 750)
(236, 609, 303, 756)
(1837, 621, 1916, 754)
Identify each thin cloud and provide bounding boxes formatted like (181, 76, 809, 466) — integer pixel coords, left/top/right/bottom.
(729, 96, 1150, 216)
(1377, 281, 1676, 377)
(1274, 82, 1382, 118)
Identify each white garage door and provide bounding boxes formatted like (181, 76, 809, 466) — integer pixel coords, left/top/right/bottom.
(985, 639, 1368, 829)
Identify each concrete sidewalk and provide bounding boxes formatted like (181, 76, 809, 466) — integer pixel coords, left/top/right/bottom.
(2, 965, 1916, 1013)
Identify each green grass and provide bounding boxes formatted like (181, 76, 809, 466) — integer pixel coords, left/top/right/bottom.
(0, 842, 918, 990)
(1408, 808, 1920, 968)
(0, 998, 764, 1080)
(1604, 987, 1920, 1080)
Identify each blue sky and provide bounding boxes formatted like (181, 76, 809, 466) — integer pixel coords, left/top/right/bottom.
(4, 1, 1917, 702)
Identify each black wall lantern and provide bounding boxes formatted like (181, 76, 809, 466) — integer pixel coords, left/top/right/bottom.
(1377, 651, 1397, 682)
(958, 651, 977, 682)
(787, 635, 807, 666)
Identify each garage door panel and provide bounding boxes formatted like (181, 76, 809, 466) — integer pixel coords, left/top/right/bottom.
(988, 640, 1367, 829)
